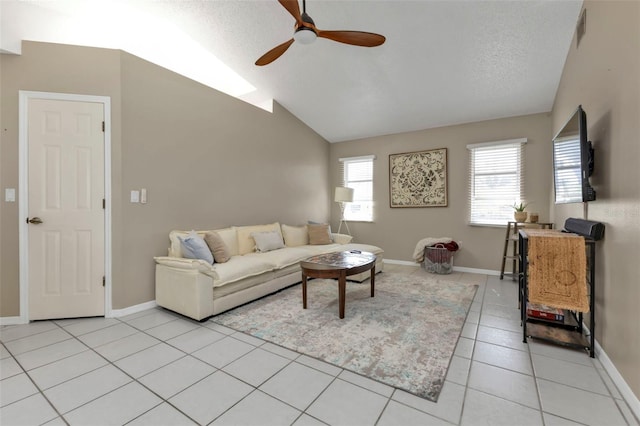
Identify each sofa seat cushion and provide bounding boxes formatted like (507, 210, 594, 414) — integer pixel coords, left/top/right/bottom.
(212, 256, 274, 287)
(244, 247, 311, 269)
(274, 262, 302, 278)
(297, 243, 343, 256)
(213, 272, 276, 297)
(340, 243, 385, 256)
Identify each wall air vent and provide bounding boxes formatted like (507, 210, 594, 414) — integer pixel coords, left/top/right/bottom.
(577, 8, 586, 48)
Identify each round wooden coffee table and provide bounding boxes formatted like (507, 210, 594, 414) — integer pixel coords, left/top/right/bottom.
(300, 251, 377, 319)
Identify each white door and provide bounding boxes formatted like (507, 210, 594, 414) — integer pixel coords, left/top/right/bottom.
(27, 98, 105, 320)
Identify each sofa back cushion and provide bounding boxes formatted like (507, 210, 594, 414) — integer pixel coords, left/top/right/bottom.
(169, 227, 238, 258)
(236, 222, 282, 255)
(170, 230, 205, 257)
(215, 228, 239, 256)
(281, 224, 309, 247)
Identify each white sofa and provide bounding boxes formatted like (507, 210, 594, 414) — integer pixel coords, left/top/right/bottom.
(154, 222, 384, 320)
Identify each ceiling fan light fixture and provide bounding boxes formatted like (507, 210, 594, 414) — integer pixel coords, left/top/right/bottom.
(294, 27, 317, 44)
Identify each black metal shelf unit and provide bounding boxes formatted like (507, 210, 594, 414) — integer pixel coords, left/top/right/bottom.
(518, 230, 596, 357)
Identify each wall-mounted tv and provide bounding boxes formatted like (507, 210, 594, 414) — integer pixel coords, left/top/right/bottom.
(552, 105, 596, 204)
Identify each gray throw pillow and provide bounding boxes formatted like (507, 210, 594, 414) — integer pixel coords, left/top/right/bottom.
(178, 231, 214, 264)
(251, 231, 285, 252)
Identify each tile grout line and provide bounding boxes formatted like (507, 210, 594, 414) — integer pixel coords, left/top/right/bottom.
(0, 335, 69, 425)
(457, 273, 489, 425)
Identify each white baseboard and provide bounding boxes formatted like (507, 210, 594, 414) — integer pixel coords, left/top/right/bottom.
(0, 316, 26, 325)
(453, 266, 500, 276)
(108, 300, 157, 318)
(593, 334, 640, 422)
(2, 301, 158, 323)
(383, 259, 500, 276)
(383, 259, 418, 266)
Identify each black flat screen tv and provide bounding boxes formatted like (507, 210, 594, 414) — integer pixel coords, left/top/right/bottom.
(552, 105, 595, 204)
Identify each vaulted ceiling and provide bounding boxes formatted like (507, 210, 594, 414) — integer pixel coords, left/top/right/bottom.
(1, 0, 583, 142)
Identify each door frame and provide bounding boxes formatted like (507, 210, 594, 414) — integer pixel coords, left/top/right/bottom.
(18, 91, 112, 323)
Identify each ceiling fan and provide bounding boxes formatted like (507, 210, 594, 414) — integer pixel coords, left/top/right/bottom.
(255, 0, 386, 66)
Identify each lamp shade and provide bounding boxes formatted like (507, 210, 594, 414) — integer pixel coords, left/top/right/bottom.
(334, 187, 354, 203)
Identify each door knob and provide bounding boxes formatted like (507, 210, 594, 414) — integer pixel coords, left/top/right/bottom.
(27, 217, 43, 224)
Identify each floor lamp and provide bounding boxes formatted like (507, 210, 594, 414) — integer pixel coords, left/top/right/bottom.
(335, 186, 354, 235)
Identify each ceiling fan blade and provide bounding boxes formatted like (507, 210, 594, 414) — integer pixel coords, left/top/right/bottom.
(278, 0, 303, 26)
(255, 38, 295, 66)
(316, 30, 385, 47)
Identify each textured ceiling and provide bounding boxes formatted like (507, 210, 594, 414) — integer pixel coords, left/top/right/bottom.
(1, 0, 583, 142)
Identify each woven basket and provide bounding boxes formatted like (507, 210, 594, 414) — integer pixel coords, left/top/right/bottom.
(423, 247, 454, 274)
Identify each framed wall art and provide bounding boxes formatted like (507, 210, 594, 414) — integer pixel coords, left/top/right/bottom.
(389, 148, 448, 207)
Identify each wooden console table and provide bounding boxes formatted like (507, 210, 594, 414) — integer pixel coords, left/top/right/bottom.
(500, 221, 553, 280)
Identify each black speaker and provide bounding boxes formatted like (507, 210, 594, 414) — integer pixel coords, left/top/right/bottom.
(564, 218, 605, 240)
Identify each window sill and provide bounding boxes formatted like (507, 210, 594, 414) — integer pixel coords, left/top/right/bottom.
(468, 223, 507, 228)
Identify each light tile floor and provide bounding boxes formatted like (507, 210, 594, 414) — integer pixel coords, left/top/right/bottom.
(1, 265, 638, 426)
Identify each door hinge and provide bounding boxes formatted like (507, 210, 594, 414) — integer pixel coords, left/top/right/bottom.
(102, 121, 105, 132)
(103, 198, 105, 209)
(103, 276, 105, 287)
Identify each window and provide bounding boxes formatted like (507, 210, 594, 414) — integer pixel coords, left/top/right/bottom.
(467, 138, 526, 226)
(339, 155, 375, 222)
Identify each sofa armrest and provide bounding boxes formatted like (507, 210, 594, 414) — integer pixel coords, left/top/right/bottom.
(153, 256, 219, 279)
(155, 264, 215, 320)
(332, 233, 354, 245)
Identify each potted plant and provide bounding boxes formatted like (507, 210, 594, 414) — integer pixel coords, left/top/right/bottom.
(512, 202, 529, 222)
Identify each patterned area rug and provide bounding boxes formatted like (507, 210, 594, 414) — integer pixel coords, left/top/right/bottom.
(212, 272, 477, 402)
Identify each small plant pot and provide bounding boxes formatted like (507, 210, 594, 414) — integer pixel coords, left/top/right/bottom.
(514, 211, 528, 223)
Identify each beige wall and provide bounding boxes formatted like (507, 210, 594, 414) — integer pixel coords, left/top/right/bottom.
(0, 41, 329, 315)
(551, 1, 640, 400)
(0, 42, 123, 317)
(116, 52, 329, 307)
(329, 113, 552, 270)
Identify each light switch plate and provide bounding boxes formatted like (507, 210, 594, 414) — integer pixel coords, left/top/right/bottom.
(5, 188, 16, 202)
(130, 190, 140, 203)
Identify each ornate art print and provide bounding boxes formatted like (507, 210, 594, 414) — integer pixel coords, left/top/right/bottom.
(389, 148, 448, 207)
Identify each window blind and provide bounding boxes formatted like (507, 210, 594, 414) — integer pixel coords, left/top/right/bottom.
(467, 139, 526, 226)
(553, 136, 582, 203)
(338, 155, 375, 221)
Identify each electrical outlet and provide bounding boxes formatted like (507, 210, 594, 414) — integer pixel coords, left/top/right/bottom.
(130, 190, 140, 203)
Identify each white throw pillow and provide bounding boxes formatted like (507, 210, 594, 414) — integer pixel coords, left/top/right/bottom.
(251, 230, 285, 253)
(178, 231, 214, 264)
